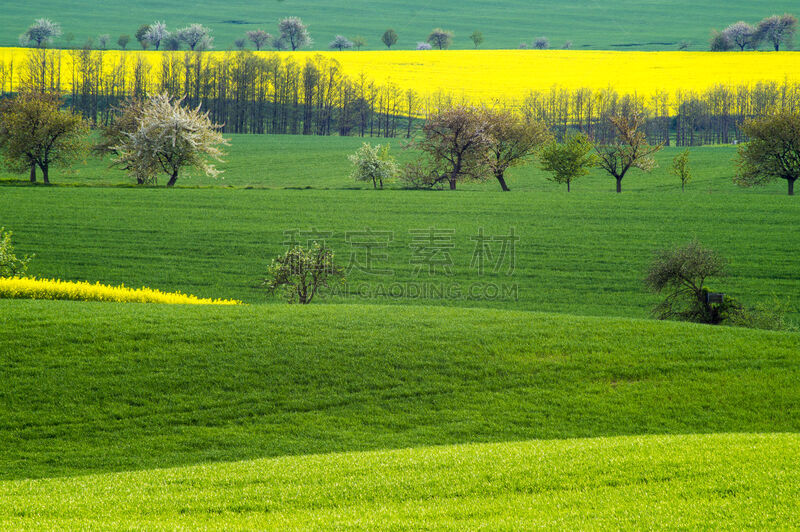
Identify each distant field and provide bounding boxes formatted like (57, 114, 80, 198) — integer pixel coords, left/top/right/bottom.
(2, 0, 798, 51)
(4, 47, 800, 103)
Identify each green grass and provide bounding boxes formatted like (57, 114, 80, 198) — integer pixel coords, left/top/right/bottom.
(4, 0, 798, 51)
(2, 433, 798, 529)
(1, 141, 798, 320)
(1, 301, 798, 481)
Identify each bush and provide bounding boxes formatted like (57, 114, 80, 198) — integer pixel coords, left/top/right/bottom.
(0, 228, 32, 278)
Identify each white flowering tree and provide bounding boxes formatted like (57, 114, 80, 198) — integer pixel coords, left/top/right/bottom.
(112, 93, 229, 186)
(348, 143, 399, 189)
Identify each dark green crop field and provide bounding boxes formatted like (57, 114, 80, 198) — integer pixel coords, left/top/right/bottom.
(3, 0, 798, 50)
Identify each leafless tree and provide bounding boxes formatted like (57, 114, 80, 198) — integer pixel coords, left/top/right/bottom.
(246, 29, 272, 50)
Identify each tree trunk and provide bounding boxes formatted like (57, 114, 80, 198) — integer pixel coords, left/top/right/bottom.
(167, 170, 179, 187)
(29, 162, 37, 183)
(567, 180, 571, 192)
(682, 181, 685, 192)
(789, 178, 796, 196)
(616, 176, 622, 193)
(42, 164, 49, 185)
(449, 178, 457, 190)
(495, 172, 510, 192)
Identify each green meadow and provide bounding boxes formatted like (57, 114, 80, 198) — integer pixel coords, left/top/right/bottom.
(4, 0, 798, 50)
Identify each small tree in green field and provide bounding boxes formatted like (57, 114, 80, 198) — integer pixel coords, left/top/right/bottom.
(539, 133, 597, 192)
(264, 243, 345, 304)
(470, 30, 484, 48)
(671, 149, 692, 191)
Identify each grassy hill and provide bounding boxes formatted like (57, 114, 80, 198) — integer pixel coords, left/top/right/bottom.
(1, 300, 798, 526)
(4, 0, 798, 51)
(2, 434, 798, 528)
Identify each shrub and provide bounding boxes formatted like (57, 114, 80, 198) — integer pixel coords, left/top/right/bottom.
(264, 243, 345, 304)
(0, 228, 32, 278)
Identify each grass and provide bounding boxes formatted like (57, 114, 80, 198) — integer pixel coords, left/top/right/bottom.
(1, 300, 798, 481)
(3, 0, 798, 51)
(1, 139, 798, 320)
(2, 433, 798, 529)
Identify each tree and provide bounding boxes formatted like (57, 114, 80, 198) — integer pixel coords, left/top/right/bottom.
(414, 106, 489, 190)
(144, 21, 169, 50)
(117, 34, 131, 50)
(352, 36, 366, 50)
(671, 149, 692, 191)
(234, 38, 247, 50)
(246, 29, 272, 50)
(0, 92, 88, 184)
(427, 28, 454, 50)
(0, 228, 33, 278)
(734, 112, 800, 195)
(163, 34, 182, 51)
(416, 42, 432, 50)
(533, 37, 549, 49)
(470, 30, 484, 48)
(97, 34, 110, 50)
(709, 30, 733, 51)
(178, 24, 213, 51)
(135, 24, 151, 49)
(329, 35, 353, 51)
(594, 113, 664, 193)
(755, 14, 798, 51)
(539, 133, 597, 192)
(348, 143, 398, 189)
(277, 17, 311, 51)
(264, 243, 345, 304)
(381, 29, 398, 49)
(94, 98, 148, 181)
(110, 93, 229, 186)
(722, 21, 757, 51)
(645, 241, 734, 324)
(20, 19, 62, 48)
(482, 108, 551, 191)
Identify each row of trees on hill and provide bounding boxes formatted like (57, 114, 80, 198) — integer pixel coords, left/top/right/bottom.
(4, 48, 800, 145)
(711, 14, 797, 51)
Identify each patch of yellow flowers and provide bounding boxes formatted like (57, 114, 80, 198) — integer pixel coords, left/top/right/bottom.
(0, 277, 241, 305)
(2, 47, 800, 103)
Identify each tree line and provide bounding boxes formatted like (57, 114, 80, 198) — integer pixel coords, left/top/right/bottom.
(4, 48, 800, 146)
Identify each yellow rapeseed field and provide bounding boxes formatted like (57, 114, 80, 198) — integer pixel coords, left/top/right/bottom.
(0, 276, 241, 305)
(2, 48, 800, 102)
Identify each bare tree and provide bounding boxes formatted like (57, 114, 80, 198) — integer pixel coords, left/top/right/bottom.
(722, 21, 757, 51)
(755, 14, 798, 51)
(111, 93, 229, 186)
(482, 108, 551, 191)
(594, 113, 664, 193)
(97, 34, 110, 50)
(20, 19, 62, 48)
(382, 29, 398, 49)
(352, 36, 366, 50)
(427, 28, 454, 50)
(414, 106, 489, 190)
(246, 29, 272, 50)
(277, 17, 311, 51)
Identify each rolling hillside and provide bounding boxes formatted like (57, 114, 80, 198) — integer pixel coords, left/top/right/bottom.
(3, 0, 798, 51)
(1, 300, 798, 526)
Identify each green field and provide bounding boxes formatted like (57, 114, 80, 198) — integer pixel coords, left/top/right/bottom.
(1, 301, 798, 526)
(1, 136, 798, 320)
(4, 0, 798, 51)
